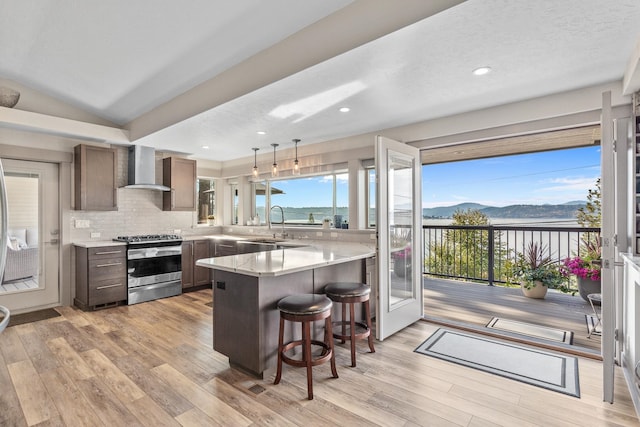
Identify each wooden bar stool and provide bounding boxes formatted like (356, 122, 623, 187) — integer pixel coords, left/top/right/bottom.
(324, 282, 375, 367)
(274, 294, 338, 400)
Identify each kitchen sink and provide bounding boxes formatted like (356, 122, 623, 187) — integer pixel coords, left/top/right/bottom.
(236, 239, 308, 253)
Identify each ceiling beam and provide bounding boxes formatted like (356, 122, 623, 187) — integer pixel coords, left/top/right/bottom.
(420, 125, 601, 165)
(0, 107, 129, 144)
(126, 0, 464, 141)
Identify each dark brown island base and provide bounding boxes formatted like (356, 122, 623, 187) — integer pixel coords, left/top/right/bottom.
(196, 241, 376, 378)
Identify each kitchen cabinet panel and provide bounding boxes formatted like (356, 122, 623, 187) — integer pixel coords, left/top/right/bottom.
(74, 245, 127, 310)
(74, 144, 117, 211)
(163, 157, 196, 211)
(182, 240, 211, 289)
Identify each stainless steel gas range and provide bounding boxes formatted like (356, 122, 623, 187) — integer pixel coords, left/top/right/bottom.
(113, 234, 182, 305)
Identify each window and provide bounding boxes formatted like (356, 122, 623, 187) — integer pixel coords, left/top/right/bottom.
(196, 178, 215, 225)
(367, 167, 376, 228)
(255, 173, 348, 227)
(230, 183, 239, 225)
(254, 181, 267, 225)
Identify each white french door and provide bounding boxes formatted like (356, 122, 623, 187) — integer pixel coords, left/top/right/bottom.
(0, 159, 60, 313)
(600, 91, 631, 403)
(375, 135, 423, 340)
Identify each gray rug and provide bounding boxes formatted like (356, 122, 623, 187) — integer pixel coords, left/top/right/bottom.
(415, 329, 580, 397)
(486, 317, 573, 344)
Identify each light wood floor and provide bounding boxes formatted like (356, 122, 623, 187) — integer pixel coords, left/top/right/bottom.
(424, 278, 601, 352)
(1, 289, 638, 426)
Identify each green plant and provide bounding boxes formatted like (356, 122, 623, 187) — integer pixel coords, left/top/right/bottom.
(576, 178, 601, 228)
(512, 242, 563, 290)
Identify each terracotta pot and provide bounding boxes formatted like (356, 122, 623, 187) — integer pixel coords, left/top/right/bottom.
(521, 280, 548, 299)
(577, 277, 601, 304)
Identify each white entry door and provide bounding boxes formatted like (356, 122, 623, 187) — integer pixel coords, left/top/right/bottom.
(375, 135, 423, 340)
(0, 159, 60, 313)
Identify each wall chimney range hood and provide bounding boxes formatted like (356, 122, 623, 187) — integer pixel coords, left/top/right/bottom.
(124, 145, 171, 191)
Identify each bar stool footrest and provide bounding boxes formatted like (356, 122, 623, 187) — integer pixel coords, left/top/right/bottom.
(331, 320, 371, 341)
(281, 340, 334, 368)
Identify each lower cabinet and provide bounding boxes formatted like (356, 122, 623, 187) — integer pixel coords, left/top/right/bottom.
(182, 240, 212, 289)
(75, 245, 127, 310)
(213, 239, 238, 257)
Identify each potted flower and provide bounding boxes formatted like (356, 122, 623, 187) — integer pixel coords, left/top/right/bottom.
(560, 236, 601, 302)
(513, 242, 563, 299)
(207, 215, 215, 226)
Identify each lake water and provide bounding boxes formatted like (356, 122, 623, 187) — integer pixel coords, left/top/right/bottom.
(423, 217, 581, 227)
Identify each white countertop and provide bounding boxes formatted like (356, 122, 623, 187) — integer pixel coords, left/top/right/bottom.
(196, 240, 376, 277)
(621, 253, 640, 270)
(73, 241, 127, 248)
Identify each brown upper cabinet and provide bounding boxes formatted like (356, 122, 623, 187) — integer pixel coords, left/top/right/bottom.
(163, 157, 196, 211)
(74, 144, 118, 211)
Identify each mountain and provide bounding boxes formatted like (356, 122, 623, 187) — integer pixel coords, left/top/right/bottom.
(423, 202, 586, 219)
(422, 203, 489, 218)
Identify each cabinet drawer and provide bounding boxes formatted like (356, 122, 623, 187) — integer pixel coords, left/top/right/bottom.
(214, 242, 237, 257)
(89, 279, 126, 306)
(88, 257, 126, 281)
(88, 246, 126, 259)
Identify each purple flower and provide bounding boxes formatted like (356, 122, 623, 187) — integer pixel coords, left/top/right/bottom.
(560, 256, 601, 281)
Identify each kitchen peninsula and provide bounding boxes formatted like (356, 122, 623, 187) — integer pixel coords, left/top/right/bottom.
(196, 239, 376, 377)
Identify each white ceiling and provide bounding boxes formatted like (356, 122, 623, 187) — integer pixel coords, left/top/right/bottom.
(1, 0, 640, 162)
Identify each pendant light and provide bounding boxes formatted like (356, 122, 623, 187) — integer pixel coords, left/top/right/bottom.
(271, 143, 279, 177)
(292, 138, 301, 176)
(252, 147, 259, 178)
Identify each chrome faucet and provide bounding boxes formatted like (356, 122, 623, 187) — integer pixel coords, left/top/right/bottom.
(269, 205, 287, 239)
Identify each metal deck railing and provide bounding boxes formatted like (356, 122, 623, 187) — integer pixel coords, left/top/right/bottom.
(420, 224, 600, 286)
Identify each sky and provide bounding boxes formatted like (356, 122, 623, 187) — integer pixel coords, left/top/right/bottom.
(264, 145, 601, 208)
(268, 174, 349, 208)
(422, 146, 601, 208)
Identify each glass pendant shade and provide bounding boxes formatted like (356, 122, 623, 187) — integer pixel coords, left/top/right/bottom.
(271, 143, 279, 177)
(252, 148, 259, 178)
(292, 138, 301, 175)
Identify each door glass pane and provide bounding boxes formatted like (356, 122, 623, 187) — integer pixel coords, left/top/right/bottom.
(368, 168, 376, 228)
(2, 172, 40, 291)
(388, 153, 414, 309)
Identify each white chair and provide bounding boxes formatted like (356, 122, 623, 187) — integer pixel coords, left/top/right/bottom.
(0, 305, 10, 333)
(587, 293, 602, 338)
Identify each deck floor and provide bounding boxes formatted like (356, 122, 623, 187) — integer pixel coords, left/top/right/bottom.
(423, 277, 601, 352)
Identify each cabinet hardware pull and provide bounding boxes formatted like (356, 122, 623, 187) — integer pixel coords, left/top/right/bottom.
(95, 250, 121, 255)
(96, 283, 122, 290)
(95, 262, 122, 268)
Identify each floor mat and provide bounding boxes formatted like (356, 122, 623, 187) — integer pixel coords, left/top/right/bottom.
(486, 317, 573, 344)
(8, 308, 61, 327)
(415, 328, 580, 397)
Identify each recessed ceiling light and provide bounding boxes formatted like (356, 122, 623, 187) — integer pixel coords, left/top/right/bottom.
(339, 107, 350, 113)
(472, 66, 492, 76)
(257, 131, 266, 135)
(201, 145, 209, 149)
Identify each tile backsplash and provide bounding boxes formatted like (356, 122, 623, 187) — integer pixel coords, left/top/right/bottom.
(70, 187, 201, 241)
